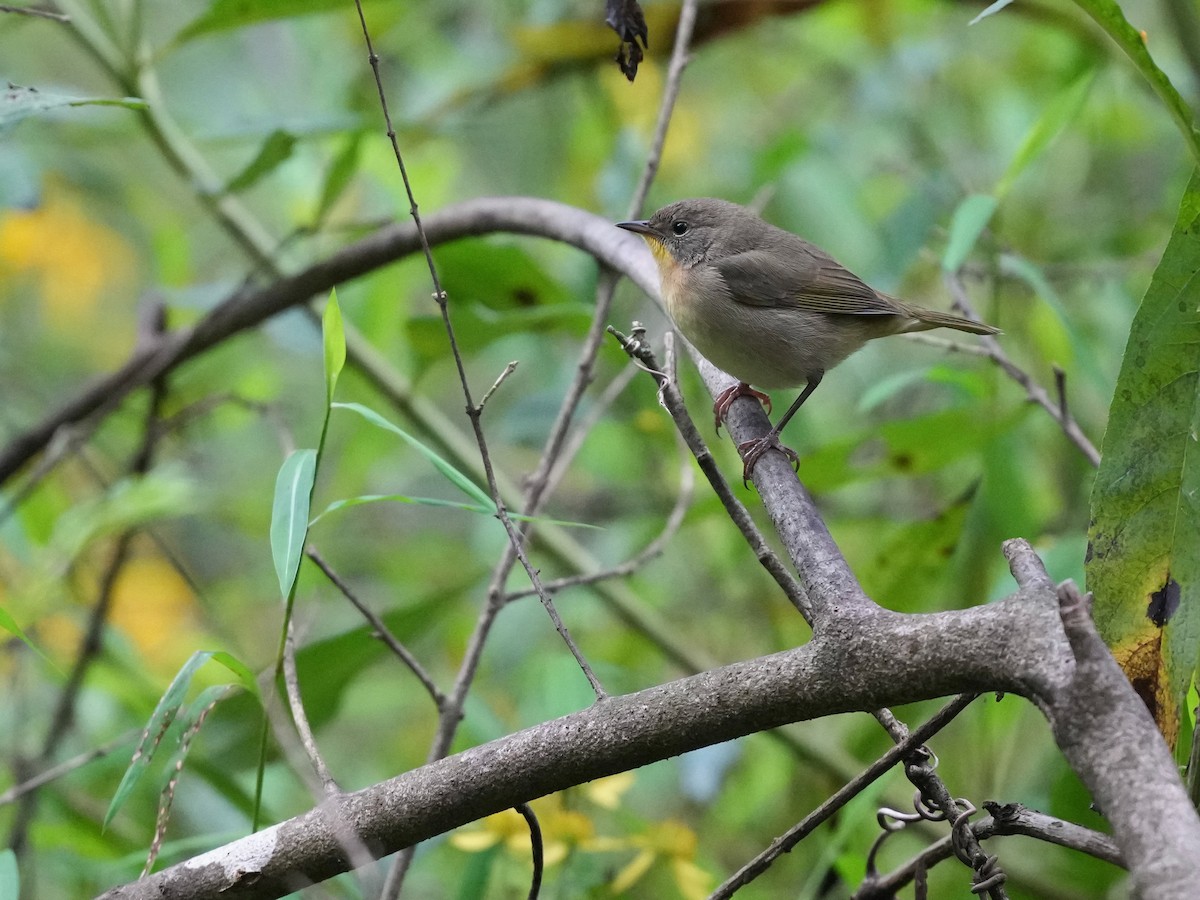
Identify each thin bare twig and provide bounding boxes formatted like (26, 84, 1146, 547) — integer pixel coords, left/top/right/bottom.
(306, 547, 446, 709)
(351, 0, 605, 704)
(516, 802, 544, 900)
(259, 649, 380, 890)
(608, 324, 812, 620)
(945, 272, 1100, 467)
(543, 363, 640, 502)
(282, 619, 340, 796)
(1053, 364, 1069, 423)
(904, 332, 993, 357)
(477, 361, 519, 413)
(506, 438, 694, 603)
(0, 731, 136, 806)
(0, 4, 69, 20)
(377, 1, 701, 892)
(709, 694, 978, 899)
(626, 0, 700, 218)
(855, 803, 1123, 898)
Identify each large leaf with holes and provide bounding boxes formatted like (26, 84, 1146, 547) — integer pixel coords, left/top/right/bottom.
(1087, 170, 1200, 750)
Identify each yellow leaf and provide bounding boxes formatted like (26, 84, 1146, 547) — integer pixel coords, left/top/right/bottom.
(449, 828, 502, 852)
(583, 835, 631, 853)
(611, 848, 655, 894)
(671, 858, 713, 900)
(475, 808, 529, 839)
(542, 840, 569, 867)
(586, 772, 635, 810)
(645, 819, 697, 858)
(550, 808, 595, 841)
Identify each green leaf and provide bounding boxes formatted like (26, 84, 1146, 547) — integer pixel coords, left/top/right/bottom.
(176, 0, 383, 42)
(941, 71, 1095, 272)
(48, 471, 195, 565)
(105, 652, 243, 829)
(311, 493, 493, 525)
(333, 403, 492, 507)
(800, 406, 1018, 492)
(223, 129, 296, 194)
(270, 449, 317, 598)
(0, 604, 57, 671)
(0, 83, 145, 132)
(313, 132, 363, 226)
(1071, 0, 1200, 168)
(941, 194, 998, 273)
(323, 290, 345, 407)
(852, 497, 972, 612)
(160, 684, 238, 784)
(1087, 170, 1200, 750)
(310, 493, 601, 529)
(995, 70, 1096, 200)
(856, 368, 935, 414)
(207, 651, 261, 700)
(288, 594, 453, 730)
(405, 240, 587, 368)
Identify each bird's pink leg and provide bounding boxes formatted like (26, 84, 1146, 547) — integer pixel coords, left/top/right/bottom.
(712, 382, 772, 434)
(736, 434, 800, 485)
(734, 373, 824, 486)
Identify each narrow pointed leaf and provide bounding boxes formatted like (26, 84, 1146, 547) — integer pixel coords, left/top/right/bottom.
(105, 651, 237, 829)
(333, 403, 492, 507)
(314, 133, 363, 226)
(941, 194, 998, 273)
(1, 83, 145, 132)
(270, 449, 317, 597)
(0, 605, 53, 666)
(310, 494, 600, 529)
(323, 290, 345, 405)
(995, 70, 1095, 200)
(207, 651, 261, 700)
(224, 130, 296, 194)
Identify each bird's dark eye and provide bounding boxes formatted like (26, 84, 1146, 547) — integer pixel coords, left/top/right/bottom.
(671, 220, 689, 235)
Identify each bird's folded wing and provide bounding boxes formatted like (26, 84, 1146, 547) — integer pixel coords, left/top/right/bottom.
(714, 248, 900, 316)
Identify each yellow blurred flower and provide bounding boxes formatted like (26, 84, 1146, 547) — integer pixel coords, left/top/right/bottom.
(0, 181, 135, 350)
(586, 771, 635, 810)
(611, 819, 712, 899)
(108, 554, 200, 674)
(603, 60, 699, 176)
(450, 794, 606, 867)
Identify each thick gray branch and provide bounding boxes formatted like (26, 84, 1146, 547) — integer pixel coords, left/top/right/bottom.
(97, 593, 1057, 900)
(1045, 583, 1200, 897)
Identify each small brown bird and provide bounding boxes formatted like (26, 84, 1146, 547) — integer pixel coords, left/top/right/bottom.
(617, 198, 999, 482)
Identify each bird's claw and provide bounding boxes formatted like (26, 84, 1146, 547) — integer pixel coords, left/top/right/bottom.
(713, 382, 772, 434)
(737, 433, 800, 486)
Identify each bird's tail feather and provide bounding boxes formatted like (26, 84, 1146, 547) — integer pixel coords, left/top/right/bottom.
(903, 306, 1000, 336)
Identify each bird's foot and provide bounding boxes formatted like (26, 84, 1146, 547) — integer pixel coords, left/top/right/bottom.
(713, 382, 772, 434)
(736, 433, 800, 486)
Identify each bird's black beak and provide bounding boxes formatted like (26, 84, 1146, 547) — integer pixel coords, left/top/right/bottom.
(616, 219, 657, 237)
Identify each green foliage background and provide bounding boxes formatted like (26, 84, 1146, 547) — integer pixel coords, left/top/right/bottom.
(1, 0, 1197, 897)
